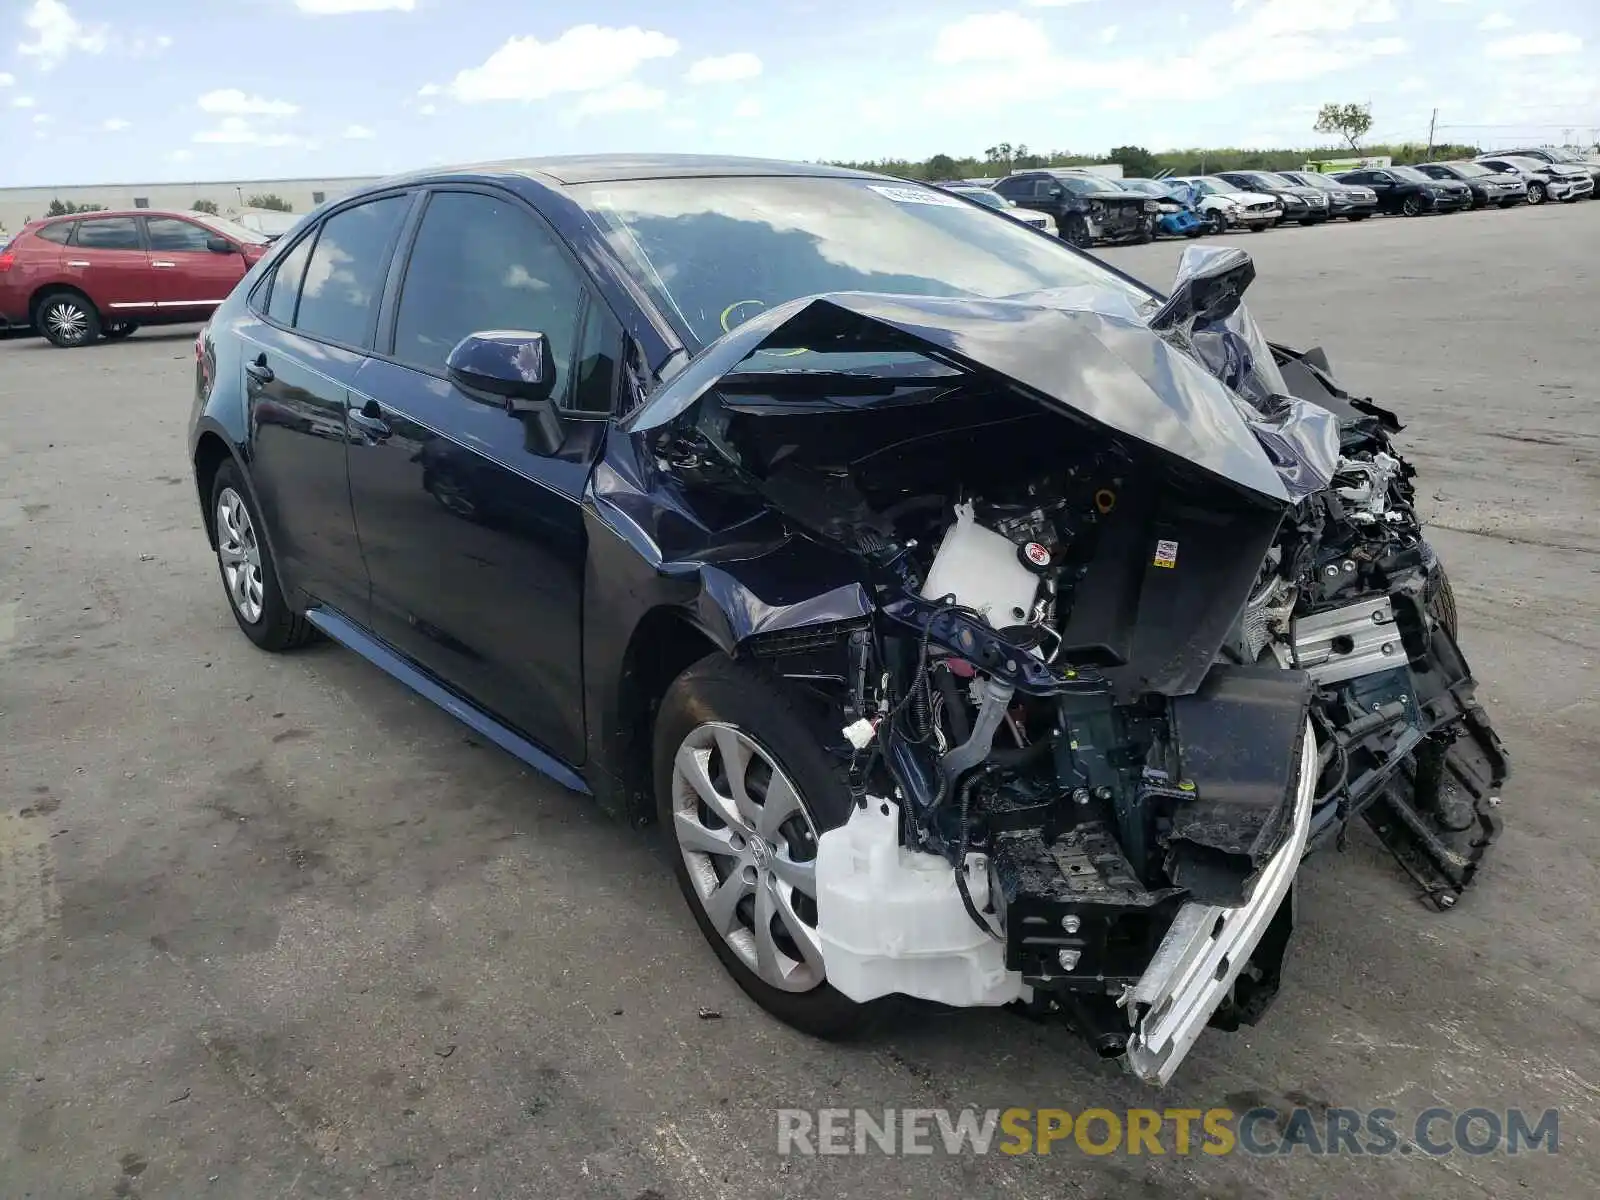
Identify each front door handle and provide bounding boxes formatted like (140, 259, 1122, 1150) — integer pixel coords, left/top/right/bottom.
(348, 399, 391, 440)
(244, 354, 274, 385)
(152, 260, 177, 268)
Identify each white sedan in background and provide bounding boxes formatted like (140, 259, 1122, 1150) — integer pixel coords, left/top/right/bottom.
(941, 184, 1058, 235)
(1165, 176, 1283, 233)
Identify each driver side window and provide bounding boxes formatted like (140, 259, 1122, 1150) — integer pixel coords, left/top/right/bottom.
(391, 190, 587, 408)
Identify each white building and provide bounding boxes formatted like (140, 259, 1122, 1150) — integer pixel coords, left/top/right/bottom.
(0, 175, 382, 237)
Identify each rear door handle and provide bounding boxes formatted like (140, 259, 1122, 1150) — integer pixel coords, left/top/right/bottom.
(348, 399, 391, 440)
(152, 261, 177, 268)
(67, 260, 91, 268)
(244, 355, 274, 384)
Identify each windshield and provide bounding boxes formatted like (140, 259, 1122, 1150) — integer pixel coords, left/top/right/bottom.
(1289, 173, 1337, 189)
(1244, 172, 1294, 189)
(577, 175, 1150, 351)
(1119, 179, 1167, 196)
(1390, 166, 1433, 183)
(1447, 162, 1490, 177)
(1186, 177, 1233, 195)
(1057, 174, 1126, 196)
(190, 213, 271, 244)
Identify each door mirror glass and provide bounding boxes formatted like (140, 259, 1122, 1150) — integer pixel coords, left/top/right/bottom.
(446, 330, 565, 453)
(207, 236, 236, 254)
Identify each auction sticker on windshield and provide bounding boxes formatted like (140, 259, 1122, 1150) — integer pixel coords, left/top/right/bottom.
(867, 184, 966, 207)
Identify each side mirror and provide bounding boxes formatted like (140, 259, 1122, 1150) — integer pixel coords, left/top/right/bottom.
(446, 330, 564, 455)
(206, 236, 237, 254)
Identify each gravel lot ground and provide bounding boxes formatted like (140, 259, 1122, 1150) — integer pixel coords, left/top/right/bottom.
(2, 203, 1596, 1200)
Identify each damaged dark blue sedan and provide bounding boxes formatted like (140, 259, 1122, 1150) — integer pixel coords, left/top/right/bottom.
(188, 155, 1508, 1084)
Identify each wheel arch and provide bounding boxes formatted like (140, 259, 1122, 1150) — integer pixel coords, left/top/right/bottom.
(29, 282, 96, 325)
(610, 605, 726, 827)
(191, 423, 295, 609)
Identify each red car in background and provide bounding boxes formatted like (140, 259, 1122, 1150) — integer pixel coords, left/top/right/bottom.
(0, 209, 270, 347)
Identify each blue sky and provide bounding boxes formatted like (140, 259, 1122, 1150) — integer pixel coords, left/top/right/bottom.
(1, 0, 1595, 186)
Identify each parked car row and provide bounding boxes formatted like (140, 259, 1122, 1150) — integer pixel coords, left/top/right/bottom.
(935, 146, 1596, 248)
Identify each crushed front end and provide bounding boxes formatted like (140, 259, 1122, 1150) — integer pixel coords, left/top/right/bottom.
(618, 250, 1508, 1084)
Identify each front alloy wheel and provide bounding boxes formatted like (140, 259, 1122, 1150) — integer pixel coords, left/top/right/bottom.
(1527, 182, 1546, 205)
(672, 723, 824, 993)
(216, 487, 265, 625)
(1401, 194, 1424, 216)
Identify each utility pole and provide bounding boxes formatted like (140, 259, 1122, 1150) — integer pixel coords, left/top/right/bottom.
(1425, 108, 1437, 159)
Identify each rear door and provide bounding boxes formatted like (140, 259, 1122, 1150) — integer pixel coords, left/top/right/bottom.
(240, 193, 414, 616)
(61, 216, 156, 318)
(344, 186, 612, 764)
(143, 215, 250, 317)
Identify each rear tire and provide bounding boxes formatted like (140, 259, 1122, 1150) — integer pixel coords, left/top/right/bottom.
(653, 654, 881, 1039)
(209, 459, 316, 651)
(35, 290, 101, 348)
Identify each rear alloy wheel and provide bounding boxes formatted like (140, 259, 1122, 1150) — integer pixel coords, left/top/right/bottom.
(36, 291, 101, 348)
(654, 655, 878, 1038)
(209, 459, 316, 651)
(103, 322, 139, 340)
(1401, 195, 1424, 217)
(1526, 182, 1546, 205)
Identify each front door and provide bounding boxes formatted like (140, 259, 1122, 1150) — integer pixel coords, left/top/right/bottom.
(344, 187, 612, 765)
(143, 215, 249, 318)
(62, 216, 155, 319)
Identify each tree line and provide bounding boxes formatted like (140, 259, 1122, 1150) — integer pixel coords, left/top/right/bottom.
(38, 194, 293, 219)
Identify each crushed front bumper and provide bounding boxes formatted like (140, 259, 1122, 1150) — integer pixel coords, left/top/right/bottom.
(1121, 723, 1317, 1084)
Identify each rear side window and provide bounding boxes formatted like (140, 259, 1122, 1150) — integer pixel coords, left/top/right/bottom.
(74, 218, 142, 250)
(265, 232, 315, 326)
(35, 223, 73, 245)
(293, 195, 408, 348)
(391, 190, 586, 403)
(146, 217, 213, 252)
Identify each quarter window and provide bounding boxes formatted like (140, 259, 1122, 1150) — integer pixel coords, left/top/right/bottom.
(265, 233, 315, 326)
(73, 217, 142, 250)
(146, 217, 214, 252)
(35, 222, 73, 245)
(293, 195, 408, 348)
(391, 190, 587, 406)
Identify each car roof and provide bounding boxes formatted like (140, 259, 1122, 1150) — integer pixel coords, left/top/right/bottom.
(371, 153, 881, 191)
(28, 208, 216, 227)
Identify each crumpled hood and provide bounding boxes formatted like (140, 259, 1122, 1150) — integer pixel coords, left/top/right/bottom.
(627, 245, 1341, 506)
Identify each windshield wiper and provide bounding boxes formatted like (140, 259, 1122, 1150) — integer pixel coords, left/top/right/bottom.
(716, 369, 955, 395)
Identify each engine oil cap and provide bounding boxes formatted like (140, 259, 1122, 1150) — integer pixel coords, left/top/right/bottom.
(1020, 541, 1053, 573)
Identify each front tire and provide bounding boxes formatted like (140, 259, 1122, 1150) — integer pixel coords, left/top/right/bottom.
(654, 655, 878, 1038)
(209, 459, 316, 651)
(1527, 182, 1546, 205)
(1401, 195, 1424, 217)
(1062, 216, 1093, 248)
(35, 290, 101, 348)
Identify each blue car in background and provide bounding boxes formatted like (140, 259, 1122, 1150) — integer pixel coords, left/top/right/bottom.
(1120, 178, 1207, 238)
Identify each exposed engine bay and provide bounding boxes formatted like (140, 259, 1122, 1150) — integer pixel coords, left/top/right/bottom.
(616, 247, 1509, 1084)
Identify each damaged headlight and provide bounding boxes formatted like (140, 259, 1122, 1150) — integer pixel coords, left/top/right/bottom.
(1142, 200, 1160, 212)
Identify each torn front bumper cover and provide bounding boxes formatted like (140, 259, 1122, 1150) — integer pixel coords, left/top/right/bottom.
(1121, 723, 1317, 1084)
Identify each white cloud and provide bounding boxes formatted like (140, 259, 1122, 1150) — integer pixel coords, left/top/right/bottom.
(731, 97, 763, 120)
(933, 12, 1049, 64)
(1485, 31, 1582, 58)
(168, 148, 193, 164)
(571, 80, 668, 117)
(1022, 0, 1096, 6)
(342, 123, 375, 139)
(1100, 25, 1119, 44)
(1477, 13, 1514, 31)
(445, 24, 679, 103)
(198, 88, 300, 116)
(17, 0, 109, 68)
(12, 95, 37, 108)
(0, 72, 14, 87)
(102, 116, 131, 130)
(1397, 75, 1427, 92)
(193, 116, 308, 147)
(685, 52, 762, 84)
(32, 112, 50, 124)
(417, 82, 441, 96)
(295, 0, 415, 12)
(418, 102, 437, 115)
